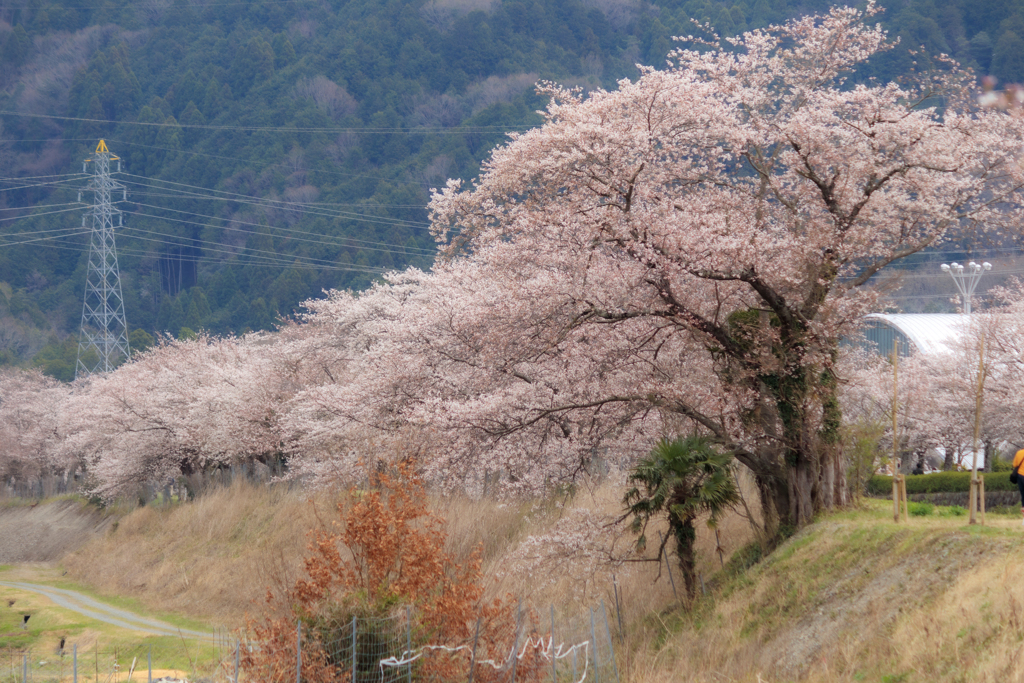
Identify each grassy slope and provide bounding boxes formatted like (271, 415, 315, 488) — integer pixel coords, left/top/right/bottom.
(635, 501, 1024, 683)
(24, 484, 1024, 683)
(61, 481, 320, 625)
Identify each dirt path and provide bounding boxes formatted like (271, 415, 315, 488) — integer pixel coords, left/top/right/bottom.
(0, 581, 213, 639)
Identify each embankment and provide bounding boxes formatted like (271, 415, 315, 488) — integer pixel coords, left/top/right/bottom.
(0, 499, 113, 563)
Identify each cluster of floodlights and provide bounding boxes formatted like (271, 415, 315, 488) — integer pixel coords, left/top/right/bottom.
(940, 261, 992, 315)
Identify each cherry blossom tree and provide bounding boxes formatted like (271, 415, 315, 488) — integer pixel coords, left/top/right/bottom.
(839, 345, 955, 476)
(974, 285, 1024, 456)
(0, 369, 73, 487)
(62, 333, 304, 499)
(420, 3, 1024, 528)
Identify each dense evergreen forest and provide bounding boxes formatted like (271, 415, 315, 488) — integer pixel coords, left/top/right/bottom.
(0, 0, 1021, 380)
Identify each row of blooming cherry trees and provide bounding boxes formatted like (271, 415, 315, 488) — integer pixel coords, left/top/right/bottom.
(3, 4, 1024, 532)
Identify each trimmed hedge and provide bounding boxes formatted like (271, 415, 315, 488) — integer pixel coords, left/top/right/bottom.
(867, 471, 1020, 495)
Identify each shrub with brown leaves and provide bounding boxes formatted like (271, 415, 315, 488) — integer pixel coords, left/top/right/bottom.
(241, 464, 545, 683)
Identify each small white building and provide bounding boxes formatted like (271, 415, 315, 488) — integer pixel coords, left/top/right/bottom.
(860, 313, 965, 357)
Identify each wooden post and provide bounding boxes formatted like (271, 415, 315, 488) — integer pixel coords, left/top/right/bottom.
(892, 474, 908, 522)
(970, 331, 985, 526)
(968, 474, 977, 523)
(978, 476, 986, 525)
(892, 476, 900, 523)
(900, 475, 909, 522)
(892, 339, 901, 522)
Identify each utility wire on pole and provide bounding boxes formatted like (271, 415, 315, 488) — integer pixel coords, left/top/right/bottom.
(76, 140, 130, 379)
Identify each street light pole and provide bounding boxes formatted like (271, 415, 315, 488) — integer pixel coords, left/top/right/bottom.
(940, 261, 991, 315)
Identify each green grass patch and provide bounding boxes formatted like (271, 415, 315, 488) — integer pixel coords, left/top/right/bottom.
(908, 501, 934, 516)
(0, 584, 227, 676)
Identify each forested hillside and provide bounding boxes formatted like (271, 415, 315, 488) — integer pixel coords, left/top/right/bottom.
(1, 0, 1022, 380)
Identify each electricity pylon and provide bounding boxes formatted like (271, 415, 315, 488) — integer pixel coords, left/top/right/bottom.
(76, 140, 130, 379)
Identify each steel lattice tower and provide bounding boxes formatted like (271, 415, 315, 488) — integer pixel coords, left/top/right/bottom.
(76, 140, 130, 379)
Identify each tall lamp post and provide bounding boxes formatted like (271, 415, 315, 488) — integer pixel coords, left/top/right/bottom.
(940, 260, 991, 524)
(940, 261, 991, 315)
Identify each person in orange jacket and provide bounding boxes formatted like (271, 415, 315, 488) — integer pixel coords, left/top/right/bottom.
(1014, 448, 1024, 524)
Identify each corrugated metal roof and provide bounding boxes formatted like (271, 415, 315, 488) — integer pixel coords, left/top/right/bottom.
(863, 313, 967, 355)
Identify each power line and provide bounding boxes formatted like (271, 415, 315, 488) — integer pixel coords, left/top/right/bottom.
(0, 178, 88, 192)
(0, 0, 336, 10)
(135, 190, 427, 208)
(0, 138, 105, 143)
(0, 173, 86, 183)
(0, 110, 533, 134)
(0, 202, 85, 212)
(0, 229, 92, 248)
(119, 177, 432, 229)
(126, 204, 437, 256)
(36, 238, 379, 274)
(0, 225, 92, 239)
(0, 207, 84, 223)
(128, 192, 433, 236)
(845, 267, 1024, 282)
(121, 223, 386, 271)
(107, 140, 441, 189)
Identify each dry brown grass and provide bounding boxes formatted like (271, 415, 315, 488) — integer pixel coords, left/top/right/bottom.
(61, 476, 745, 630)
(63, 480, 327, 624)
(63, 477, 1024, 683)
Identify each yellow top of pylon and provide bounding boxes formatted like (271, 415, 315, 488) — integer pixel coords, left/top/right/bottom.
(96, 140, 109, 153)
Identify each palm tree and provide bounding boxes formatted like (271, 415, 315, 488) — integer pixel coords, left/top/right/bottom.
(623, 435, 739, 600)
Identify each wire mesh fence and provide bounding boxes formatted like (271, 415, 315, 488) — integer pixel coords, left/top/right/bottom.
(302, 602, 620, 683)
(2, 603, 617, 683)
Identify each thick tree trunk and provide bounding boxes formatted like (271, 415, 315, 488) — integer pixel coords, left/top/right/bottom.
(752, 361, 847, 532)
(821, 450, 836, 509)
(741, 360, 848, 536)
(834, 450, 848, 507)
(673, 517, 698, 601)
(789, 455, 815, 527)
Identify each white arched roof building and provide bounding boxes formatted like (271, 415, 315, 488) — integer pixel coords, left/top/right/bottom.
(861, 313, 967, 357)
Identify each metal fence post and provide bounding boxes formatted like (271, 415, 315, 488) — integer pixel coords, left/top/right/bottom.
(600, 601, 620, 683)
(406, 606, 413, 683)
(148, 646, 152, 683)
(22, 653, 27, 683)
(234, 640, 240, 683)
(468, 617, 481, 683)
(590, 608, 599, 683)
(511, 601, 521, 683)
(73, 644, 77, 683)
(351, 616, 357, 683)
(611, 575, 624, 642)
(296, 621, 302, 683)
(550, 606, 557, 683)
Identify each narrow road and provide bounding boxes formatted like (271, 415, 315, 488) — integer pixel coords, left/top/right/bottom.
(0, 581, 213, 640)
